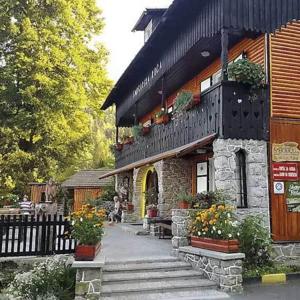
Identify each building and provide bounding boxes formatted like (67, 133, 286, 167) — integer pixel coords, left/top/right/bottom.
(61, 169, 114, 211)
(100, 0, 300, 242)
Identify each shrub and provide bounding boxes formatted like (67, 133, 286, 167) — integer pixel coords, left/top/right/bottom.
(238, 216, 272, 268)
(193, 190, 228, 209)
(5, 256, 75, 300)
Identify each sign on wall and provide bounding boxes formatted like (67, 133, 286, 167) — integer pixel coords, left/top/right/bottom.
(274, 182, 285, 194)
(272, 163, 298, 181)
(272, 142, 300, 162)
(286, 182, 300, 212)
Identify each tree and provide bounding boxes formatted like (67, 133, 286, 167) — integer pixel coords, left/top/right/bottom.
(0, 0, 113, 195)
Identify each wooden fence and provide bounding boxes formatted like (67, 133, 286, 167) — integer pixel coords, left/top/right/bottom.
(0, 215, 76, 257)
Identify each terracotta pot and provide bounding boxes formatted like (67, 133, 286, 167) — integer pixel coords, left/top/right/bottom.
(191, 236, 239, 253)
(155, 114, 170, 125)
(178, 200, 190, 209)
(115, 143, 123, 151)
(142, 126, 151, 136)
(124, 137, 134, 145)
(127, 202, 134, 212)
(147, 209, 158, 218)
(75, 242, 101, 261)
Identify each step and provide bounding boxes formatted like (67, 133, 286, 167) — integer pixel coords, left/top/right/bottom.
(103, 261, 192, 273)
(101, 277, 217, 296)
(102, 269, 203, 283)
(105, 256, 179, 265)
(101, 289, 230, 300)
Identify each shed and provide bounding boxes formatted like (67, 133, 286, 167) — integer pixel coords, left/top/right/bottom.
(61, 169, 114, 211)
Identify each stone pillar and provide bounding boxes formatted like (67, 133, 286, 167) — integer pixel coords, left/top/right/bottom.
(171, 209, 195, 256)
(72, 260, 104, 300)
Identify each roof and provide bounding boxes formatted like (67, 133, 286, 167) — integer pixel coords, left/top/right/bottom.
(61, 169, 114, 188)
(102, 0, 300, 122)
(132, 8, 167, 31)
(99, 134, 216, 179)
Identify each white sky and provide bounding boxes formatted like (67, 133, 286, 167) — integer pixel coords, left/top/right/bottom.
(96, 0, 173, 82)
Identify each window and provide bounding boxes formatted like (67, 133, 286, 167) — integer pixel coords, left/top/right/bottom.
(196, 162, 209, 193)
(200, 78, 211, 93)
(167, 106, 173, 114)
(212, 70, 222, 85)
(236, 150, 248, 208)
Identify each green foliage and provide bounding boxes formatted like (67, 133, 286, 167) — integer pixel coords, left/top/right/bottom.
(193, 190, 229, 209)
(6, 256, 76, 300)
(174, 91, 193, 112)
(0, 0, 113, 195)
(176, 190, 194, 203)
(0, 193, 19, 208)
(132, 124, 143, 138)
(228, 59, 265, 92)
(238, 216, 272, 268)
(155, 108, 167, 118)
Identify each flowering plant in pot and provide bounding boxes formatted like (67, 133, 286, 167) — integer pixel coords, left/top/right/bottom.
(175, 190, 194, 209)
(71, 204, 106, 261)
(174, 91, 201, 113)
(155, 108, 170, 125)
(190, 204, 240, 253)
(122, 135, 134, 145)
(146, 204, 158, 218)
(132, 124, 151, 138)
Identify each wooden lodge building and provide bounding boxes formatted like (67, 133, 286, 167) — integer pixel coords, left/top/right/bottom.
(101, 0, 300, 243)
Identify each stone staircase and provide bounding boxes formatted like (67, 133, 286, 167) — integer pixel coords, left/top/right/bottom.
(101, 257, 229, 300)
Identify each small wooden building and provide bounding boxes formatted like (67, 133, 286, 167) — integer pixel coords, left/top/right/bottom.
(61, 169, 114, 211)
(29, 182, 58, 204)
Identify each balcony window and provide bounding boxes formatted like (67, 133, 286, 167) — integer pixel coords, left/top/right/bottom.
(236, 150, 248, 208)
(200, 78, 211, 93)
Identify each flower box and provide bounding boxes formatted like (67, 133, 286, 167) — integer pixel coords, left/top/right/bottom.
(191, 236, 239, 253)
(123, 137, 134, 145)
(155, 114, 170, 125)
(178, 200, 190, 209)
(75, 242, 101, 261)
(147, 208, 158, 218)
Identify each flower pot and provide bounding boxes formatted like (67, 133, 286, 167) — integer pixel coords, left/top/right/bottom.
(142, 126, 151, 136)
(124, 137, 134, 145)
(155, 114, 170, 125)
(178, 200, 190, 209)
(191, 236, 239, 253)
(75, 242, 101, 261)
(127, 202, 134, 212)
(115, 143, 123, 151)
(147, 209, 158, 218)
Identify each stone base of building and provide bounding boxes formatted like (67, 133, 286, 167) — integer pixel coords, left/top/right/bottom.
(72, 260, 104, 300)
(271, 243, 300, 262)
(178, 246, 245, 293)
(121, 211, 138, 223)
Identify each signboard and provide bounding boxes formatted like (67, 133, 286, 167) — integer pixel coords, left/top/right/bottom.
(272, 163, 298, 181)
(286, 182, 300, 212)
(274, 182, 285, 194)
(272, 142, 300, 162)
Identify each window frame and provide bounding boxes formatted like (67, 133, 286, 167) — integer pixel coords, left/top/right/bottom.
(236, 150, 248, 209)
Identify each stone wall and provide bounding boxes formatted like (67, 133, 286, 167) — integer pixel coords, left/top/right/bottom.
(73, 261, 103, 300)
(213, 138, 270, 229)
(272, 243, 300, 261)
(179, 246, 245, 293)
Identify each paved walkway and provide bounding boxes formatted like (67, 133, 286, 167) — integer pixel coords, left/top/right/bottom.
(98, 224, 173, 263)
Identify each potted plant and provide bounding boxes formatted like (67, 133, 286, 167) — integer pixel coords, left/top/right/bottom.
(155, 108, 170, 125)
(190, 204, 240, 253)
(175, 190, 194, 209)
(110, 143, 123, 152)
(193, 190, 228, 209)
(144, 187, 159, 218)
(126, 201, 134, 212)
(71, 204, 106, 261)
(123, 136, 134, 145)
(228, 59, 265, 101)
(132, 124, 151, 138)
(174, 91, 201, 113)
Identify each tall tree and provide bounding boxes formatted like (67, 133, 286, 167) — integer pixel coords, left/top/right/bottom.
(0, 0, 113, 194)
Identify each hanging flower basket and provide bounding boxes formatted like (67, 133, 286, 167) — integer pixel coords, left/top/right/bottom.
(75, 242, 101, 261)
(191, 236, 239, 253)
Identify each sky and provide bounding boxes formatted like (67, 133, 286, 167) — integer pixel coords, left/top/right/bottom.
(96, 0, 173, 82)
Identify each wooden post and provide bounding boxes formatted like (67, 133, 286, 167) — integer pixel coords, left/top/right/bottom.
(221, 28, 229, 81)
(116, 126, 119, 144)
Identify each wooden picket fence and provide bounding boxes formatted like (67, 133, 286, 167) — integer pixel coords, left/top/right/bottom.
(0, 215, 76, 257)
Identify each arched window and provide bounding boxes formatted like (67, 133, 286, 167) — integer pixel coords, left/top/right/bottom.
(236, 150, 248, 208)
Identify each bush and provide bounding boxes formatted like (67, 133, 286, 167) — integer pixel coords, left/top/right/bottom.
(193, 190, 228, 209)
(238, 216, 272, 268)
(5, 256, 75, 300)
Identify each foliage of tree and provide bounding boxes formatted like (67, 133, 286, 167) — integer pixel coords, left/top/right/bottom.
(0, 0, 114, 195)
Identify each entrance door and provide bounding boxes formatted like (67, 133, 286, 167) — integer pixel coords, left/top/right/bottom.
(145, 170, 159, 210)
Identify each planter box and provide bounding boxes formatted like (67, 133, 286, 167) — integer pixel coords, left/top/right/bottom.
(142, 126, 151, 136)
(155, 114, 170, 125)
(75, 242, 101, 261)
(124, 137, 134, 145)
(178, 201, 190, 209)
(191, 236, 239, 253)
(147, 209, 158, 218)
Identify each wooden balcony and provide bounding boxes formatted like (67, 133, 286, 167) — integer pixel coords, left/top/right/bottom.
(116, 81, 268, 169)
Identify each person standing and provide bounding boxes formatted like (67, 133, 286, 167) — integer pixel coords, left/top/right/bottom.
(19, 195, 32, 215)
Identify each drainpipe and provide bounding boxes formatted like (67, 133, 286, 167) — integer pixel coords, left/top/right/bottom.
(221, 28, 229, 81)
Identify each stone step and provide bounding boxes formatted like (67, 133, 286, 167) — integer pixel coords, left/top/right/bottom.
(105, 256, 179, 265)
(101, 289, 230, 300)
(101, 277, 217, 296)
(103, 260, 192, 273)
(102, 269, 203, 283)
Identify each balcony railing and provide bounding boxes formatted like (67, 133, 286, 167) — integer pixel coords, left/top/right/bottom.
(116, 81, 268, 168)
